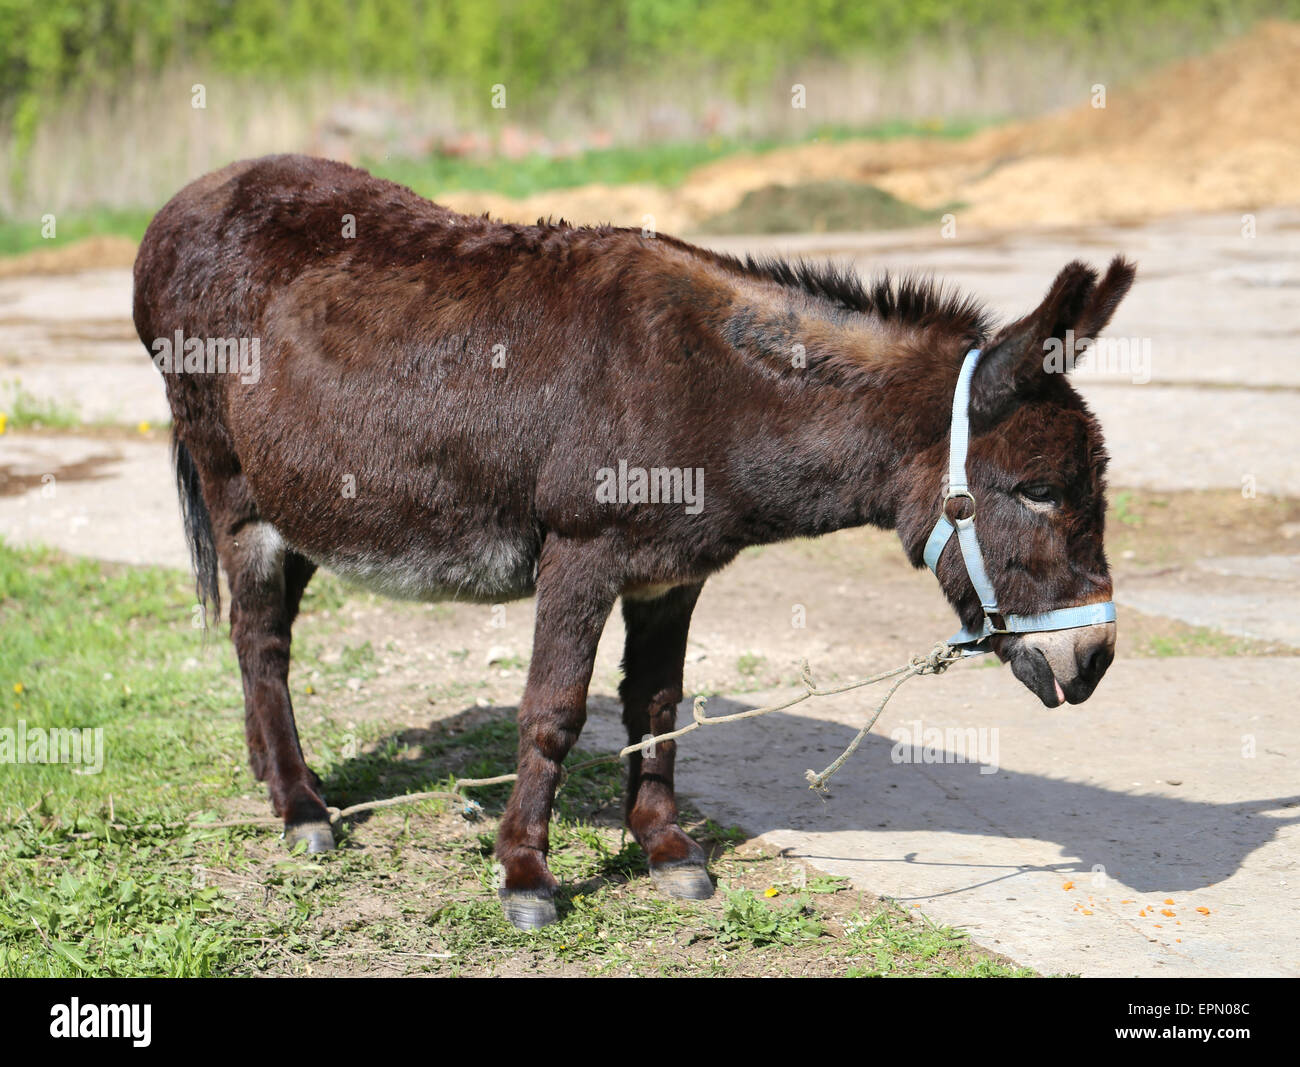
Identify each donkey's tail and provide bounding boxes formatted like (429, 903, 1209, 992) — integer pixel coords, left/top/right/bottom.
(173, 434, 221, 627)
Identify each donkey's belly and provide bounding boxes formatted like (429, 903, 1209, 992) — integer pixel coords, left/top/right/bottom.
(230, 349, 544, 603)
(306, 535, 539, 604)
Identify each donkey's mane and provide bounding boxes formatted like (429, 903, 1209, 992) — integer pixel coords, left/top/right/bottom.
(637, 230, 991, 340)
(733, 253, 993, 340)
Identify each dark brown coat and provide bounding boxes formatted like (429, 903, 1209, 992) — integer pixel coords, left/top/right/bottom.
(134, 154, 1133, 927)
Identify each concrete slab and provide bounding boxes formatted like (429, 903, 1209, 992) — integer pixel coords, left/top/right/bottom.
(1197, 554, 1300, 582)
(703, 206, 1300, 388)
(1118, 586, 1300, 647)
(584, 654, 1300, 977)
(0, 433, 185, 569)
(0, 266, 167, 425)
(1079, 386, 1300, 497)
(1114, 555, 1300, 647)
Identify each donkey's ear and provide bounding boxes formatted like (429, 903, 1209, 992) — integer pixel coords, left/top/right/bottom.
(1075, 255, 1136, 340)
(970, 259, 1101, 422)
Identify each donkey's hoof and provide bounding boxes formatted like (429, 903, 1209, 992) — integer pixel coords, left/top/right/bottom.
(651, 862, 714, 900)
(284, 820, 335, 854)
(499, 890, 558, 930)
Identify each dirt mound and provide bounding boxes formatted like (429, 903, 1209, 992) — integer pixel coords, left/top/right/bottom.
(985, 19, 1300, 161)
(871, 19, 1300, 227)
(0, 236, 139, 278)
(695, 181, 941, 235)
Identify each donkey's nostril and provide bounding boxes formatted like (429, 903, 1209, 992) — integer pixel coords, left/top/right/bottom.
(1079, 640, 1113, 683)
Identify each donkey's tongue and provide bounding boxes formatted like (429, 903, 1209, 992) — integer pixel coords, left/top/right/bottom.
(1054, 679, 1065, 704)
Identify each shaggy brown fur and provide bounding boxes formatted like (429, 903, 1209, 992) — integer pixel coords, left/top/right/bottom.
(133, 154, 1134, 926)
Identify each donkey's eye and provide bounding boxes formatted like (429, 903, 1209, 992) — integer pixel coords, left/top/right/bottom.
(1019, 484, 1061, 507)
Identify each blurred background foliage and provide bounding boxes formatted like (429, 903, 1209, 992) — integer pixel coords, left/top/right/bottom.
(5, 0, 1299, 143)
(1, 1, 1298, 231)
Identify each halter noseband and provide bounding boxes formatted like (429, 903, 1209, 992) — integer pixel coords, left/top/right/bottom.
(923, 347, 1116, 655)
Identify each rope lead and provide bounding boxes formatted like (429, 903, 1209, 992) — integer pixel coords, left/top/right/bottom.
(78, 643, 969, 838)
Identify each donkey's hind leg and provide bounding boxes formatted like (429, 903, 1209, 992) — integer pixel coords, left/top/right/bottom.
(620, 583, 712, 900)
(219, 517, 329, 851)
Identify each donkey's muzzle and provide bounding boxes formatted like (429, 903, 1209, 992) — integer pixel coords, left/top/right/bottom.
(1014, 622, 1117, 707)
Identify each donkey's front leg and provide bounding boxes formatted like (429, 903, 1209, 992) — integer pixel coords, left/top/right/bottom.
(495, 539, 616, 930)
(620, 583, 712, 900)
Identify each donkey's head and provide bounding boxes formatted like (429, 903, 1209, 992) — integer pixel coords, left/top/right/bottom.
(927, 256, 1135, 707)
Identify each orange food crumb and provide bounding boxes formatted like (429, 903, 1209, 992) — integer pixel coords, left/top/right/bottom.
(1081, 909, 1093, 915)
(1196, 906, 1210, 915)
(1062, 881, 1074, 890)
(1154, 924, 1163, 928)
(1161, 909, 1176, 917)
(1138, 909, 1147, 917)
(1164, 898, 1175, 905)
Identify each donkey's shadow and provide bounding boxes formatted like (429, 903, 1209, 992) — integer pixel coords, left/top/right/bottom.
(603, 696, 1300, 897)
(315, 696, 1300, 897)
(316, 702, 634, 843)
(314, 701, 659, 902)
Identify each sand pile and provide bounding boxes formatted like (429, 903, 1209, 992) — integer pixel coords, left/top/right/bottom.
(871, 18, 1300, 226)
(442, 20, 1300, 232)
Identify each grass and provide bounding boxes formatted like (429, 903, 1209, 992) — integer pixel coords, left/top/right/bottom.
(0, 542, 256, 975)
(0, 538, 1033, 977)
(1133, 623, 1277, 658)
(1112, 491, 1143, 528)
(367, 119, 990, 202)
(843, 909, 1035, 978)
(711, 888, 824, 947)
(0, 207, 154, 259)
(0, 382, 81, 431)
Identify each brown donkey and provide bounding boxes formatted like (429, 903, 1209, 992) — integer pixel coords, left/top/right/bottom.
(133, 155, 1133, 929)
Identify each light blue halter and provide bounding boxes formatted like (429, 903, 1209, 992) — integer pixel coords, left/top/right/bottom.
(923, 347, 1116, 654)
